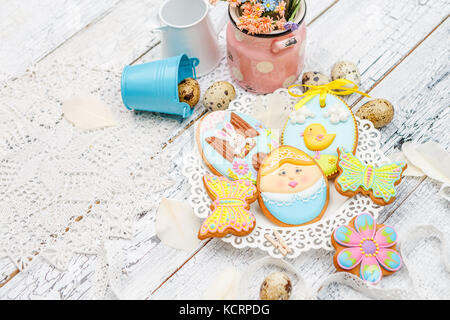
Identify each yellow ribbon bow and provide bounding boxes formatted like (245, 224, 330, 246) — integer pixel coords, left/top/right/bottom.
(288, 79, 371, 110)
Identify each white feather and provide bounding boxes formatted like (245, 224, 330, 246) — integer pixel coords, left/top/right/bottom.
(203, 267, 241, 300)
(389, 151, 424, 177)
(62, 95, 117, 130)
(251, 92, 293, 130)
(402, 142, 450, 184)
(156, 198, 201, 252)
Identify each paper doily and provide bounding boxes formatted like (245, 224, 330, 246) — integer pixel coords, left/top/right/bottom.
(183, 89, 388, 258)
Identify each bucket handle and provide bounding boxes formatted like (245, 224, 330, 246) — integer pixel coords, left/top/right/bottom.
(190, 58, 200, 79)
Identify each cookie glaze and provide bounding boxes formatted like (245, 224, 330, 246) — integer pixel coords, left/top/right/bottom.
(257, 146, 329, 227)
(282, 94, 358, 178)
(332, 213, 402, 284)
(197, 111, 277, 184)
(198, 175, 257, 240)
(335, 147, 407, 205)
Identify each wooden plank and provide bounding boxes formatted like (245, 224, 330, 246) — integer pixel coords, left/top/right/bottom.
(0, 0, 121, 82)
(305, 0, 449, 100)
(149, 14, 450, 300)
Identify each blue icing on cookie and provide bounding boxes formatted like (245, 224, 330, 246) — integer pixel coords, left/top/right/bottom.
(282, 95, 358, 177)
(261, 179, 327, 225)
(198, 111, 275, 184)
(257, 146, 329, 227)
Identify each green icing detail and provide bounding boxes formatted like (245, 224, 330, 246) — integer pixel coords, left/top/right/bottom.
(227, 169, 256, 185)
(242, 172, 257, 185)
(227, 168, 239, 180)
(385, 251, 400, 268)
(315, 154, 339, 177)
(340, 251, 356, 267)
(381, 228, 395, 243)
(341, 227, 352, 242)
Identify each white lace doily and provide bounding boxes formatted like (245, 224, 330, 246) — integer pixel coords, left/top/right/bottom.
(183, 89, 388, 258)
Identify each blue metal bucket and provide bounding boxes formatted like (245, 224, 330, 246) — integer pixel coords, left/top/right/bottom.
(121, 54, 200, 118)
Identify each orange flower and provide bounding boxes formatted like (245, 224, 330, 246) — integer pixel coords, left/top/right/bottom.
(258, 16, 274, 34)
(276, 1, 286, 17)
(228, 0, 242, 8)
(241, 2, 252, 14)
(252, 3, 264, 17)
(275, 17, 287, 30)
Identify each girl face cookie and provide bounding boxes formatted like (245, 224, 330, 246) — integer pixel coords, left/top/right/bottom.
(197, 111, 278, 184)
(282, 94, 358, 179)
(257, 146, 329, 227)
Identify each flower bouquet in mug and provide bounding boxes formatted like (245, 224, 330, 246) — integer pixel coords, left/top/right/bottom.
(211, 0, 302, 35)
(212, 0, 307, 94)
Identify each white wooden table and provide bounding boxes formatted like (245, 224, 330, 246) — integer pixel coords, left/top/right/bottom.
(0, 0, 449, 300)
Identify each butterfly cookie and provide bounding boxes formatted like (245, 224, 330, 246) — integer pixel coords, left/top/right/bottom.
(335, 147, 407, 206)
(198, 175, 258, 240)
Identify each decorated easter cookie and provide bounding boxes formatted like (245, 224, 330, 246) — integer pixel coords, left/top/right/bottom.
(282, 94, 358, 178)
(335, 147, 407, 206)
(198, 175, 258, 240)
(257, 146, 329, 227)
(197, 111, 277, 184)
(332, 213, 402, 284)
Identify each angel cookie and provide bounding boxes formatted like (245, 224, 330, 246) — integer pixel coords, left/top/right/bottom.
(282, 95, 358, 179)
(198, 175, 258, 240)
(335, 147, 407, 206)
(257, 146, 329, 227)
(197, 111, 277, 184)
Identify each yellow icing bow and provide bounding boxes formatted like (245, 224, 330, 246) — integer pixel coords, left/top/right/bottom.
(288, 79, 371, 109)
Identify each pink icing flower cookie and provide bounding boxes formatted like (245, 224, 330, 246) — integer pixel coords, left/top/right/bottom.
(198, 174, 258, 240)
(331, 213, 402, 284)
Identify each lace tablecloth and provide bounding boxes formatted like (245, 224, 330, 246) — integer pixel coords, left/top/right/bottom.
(0, 36, 250, 297)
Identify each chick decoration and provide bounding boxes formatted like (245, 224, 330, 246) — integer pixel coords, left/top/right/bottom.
(301, 124, 336, 159)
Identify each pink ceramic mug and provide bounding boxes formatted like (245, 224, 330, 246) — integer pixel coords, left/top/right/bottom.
(226, 1, 307, 94)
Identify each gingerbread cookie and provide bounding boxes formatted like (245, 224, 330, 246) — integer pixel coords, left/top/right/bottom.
(335, 147, 407, 206)
(198, 175, 258, 240)
(257, 146, 329, 227)
(332, 213, 402, 284)
(197, 111, 277, 184)
(282, 94, 358, 179)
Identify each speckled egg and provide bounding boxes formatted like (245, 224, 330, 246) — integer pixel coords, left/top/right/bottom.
(331, 61, 361, 86)
(259, 272, 292, 300)
(203, 81, 236, 111)
(356, 99, 395, 128)
(178, 78, 200, 108)
(302, 72, 330, 92)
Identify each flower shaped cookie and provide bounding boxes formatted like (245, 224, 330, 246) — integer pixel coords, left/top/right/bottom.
(331, 213, 402, 284)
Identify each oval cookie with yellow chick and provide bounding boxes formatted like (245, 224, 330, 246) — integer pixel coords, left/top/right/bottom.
(257, 146, 329, 227)
(282, 94, 358, 179)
